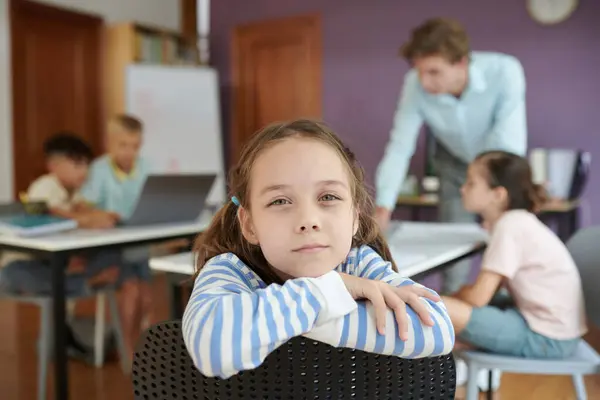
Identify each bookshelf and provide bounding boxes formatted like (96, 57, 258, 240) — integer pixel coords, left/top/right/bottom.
(104, 22, 200, 118)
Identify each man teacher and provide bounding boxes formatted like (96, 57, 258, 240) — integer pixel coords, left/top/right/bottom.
(375, 17, 527, 295)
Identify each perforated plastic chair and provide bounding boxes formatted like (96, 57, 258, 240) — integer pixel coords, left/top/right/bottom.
(457, 226, 600, 400)
(132, 320, 457, 399)
(8, 289, 129, 400)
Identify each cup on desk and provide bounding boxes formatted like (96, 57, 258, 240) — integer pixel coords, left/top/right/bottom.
(421, 176, 440, 201)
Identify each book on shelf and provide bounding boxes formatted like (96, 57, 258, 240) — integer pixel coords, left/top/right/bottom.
(135, 30, 198, 65)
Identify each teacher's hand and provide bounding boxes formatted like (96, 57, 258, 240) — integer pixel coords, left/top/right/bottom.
(374, 206, 392, 232)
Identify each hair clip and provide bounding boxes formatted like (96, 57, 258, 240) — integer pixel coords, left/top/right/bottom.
(231, 196, 240, 206)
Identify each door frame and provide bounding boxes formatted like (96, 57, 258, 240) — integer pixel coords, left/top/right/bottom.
(230, 13, 322, 164)
(10, 0, 104, 196)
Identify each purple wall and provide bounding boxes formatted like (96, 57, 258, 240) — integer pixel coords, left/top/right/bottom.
(211, 0, 600, 225)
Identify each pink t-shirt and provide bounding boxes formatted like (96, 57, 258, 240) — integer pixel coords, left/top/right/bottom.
(482, 209, 587, 340)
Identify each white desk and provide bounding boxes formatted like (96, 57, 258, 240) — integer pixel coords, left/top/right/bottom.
(0, 220, 208, 252)
(150, 221, 488, 278)
(150, 221, 488, 320)
(151, 252, 197, 275)
(387, 221, 488, 277)
(0, 212, 211, 400)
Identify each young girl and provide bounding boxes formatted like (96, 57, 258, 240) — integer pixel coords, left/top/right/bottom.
(182, 119, 454, 379)
(442, 150, 587, 360)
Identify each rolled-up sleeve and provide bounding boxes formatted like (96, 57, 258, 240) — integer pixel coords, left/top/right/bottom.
(375, 70, 423, 210)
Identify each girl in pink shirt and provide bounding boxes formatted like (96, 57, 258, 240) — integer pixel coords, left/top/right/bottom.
(442, 150, 587, 359)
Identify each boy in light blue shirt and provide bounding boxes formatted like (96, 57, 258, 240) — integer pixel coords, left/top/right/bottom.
(83, 115, 150, 219)
(81, 114, 153, 355)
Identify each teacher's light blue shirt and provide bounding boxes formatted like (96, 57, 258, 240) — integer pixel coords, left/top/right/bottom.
(375, 51, 527, 210)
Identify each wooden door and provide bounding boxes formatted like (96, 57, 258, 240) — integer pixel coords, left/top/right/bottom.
(231, 14, 322, 160)
(11, 0, 103, 196)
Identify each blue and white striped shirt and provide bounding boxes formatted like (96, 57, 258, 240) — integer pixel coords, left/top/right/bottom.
(182, 245, 454, 378)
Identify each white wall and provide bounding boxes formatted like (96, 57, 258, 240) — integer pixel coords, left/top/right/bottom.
(34, 0, 181, 27)
(0, 0, 181, 201)
(0, 0, 13, 202)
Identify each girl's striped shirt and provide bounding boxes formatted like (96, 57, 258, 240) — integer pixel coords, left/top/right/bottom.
(182, 245, 455, 378)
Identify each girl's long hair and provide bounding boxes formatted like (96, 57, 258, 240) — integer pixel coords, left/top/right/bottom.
(194, 119, 396, 284)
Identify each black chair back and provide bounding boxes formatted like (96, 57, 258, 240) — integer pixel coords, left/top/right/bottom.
(132, 321, 456, 399)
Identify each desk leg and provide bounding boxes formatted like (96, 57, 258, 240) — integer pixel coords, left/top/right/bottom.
(167, 274, 184, 320)
(411, 206, 419, 221)
(51, 252, 69, 400)
(569, 208, 580, 239)
(171, 284, 184, 319)
(486, 371, 493, 400)
(558, 209, 580, 242)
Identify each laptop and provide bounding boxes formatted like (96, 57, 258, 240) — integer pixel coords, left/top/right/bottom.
(121, 174, 216, 226)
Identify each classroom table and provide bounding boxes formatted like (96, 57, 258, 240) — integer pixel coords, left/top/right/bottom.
(386, 221, 488, 278)
(0, 215, 211, 400)
(150, 221, 489, 318)
(396, 194, 579, 241)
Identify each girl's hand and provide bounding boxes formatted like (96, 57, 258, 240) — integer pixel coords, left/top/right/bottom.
(338, 273, 441, 340)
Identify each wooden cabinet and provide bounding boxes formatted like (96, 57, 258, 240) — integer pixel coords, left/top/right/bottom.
(11, 0, 104, 195)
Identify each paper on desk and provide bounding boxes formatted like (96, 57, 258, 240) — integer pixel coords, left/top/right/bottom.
(392, 252, 429, 270)
(388, 221, 488, 242)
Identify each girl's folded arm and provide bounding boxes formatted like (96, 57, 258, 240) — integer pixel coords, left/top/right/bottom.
(306, 246, 454, 358)
(352, 246, 454, 357)
(182, 255, 357, 379)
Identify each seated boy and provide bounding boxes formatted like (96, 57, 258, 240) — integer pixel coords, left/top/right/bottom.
(82, 115, 150, 221)
(0, 132, 123, 294)
(0, 132, 141, 360)
(81, 114, 155, 352)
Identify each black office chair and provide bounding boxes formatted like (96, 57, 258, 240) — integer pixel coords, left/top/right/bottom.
(132, 320, 456, 399)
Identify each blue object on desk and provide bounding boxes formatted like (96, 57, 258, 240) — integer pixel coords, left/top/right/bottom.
(0, 214, 77, 237)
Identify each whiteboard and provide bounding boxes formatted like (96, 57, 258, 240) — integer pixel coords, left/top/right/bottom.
(125, 65, 226, 206)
